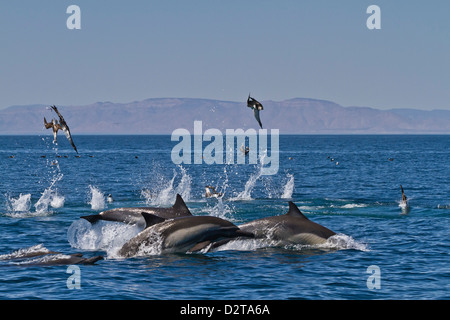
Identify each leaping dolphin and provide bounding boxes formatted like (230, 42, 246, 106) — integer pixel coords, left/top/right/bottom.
(117, 214, 254, 257)
(247, 94, 264, 129)
(47, 105, 78, 153)
(237, 201, 336, 246)
(81, 194, 192, 227)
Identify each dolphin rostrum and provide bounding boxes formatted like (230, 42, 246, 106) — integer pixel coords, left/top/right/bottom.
(81, 194, 192, 227)
(237, 201, 336, 246)
(117, 214, 254, 257)
(247, 94, 264, 129)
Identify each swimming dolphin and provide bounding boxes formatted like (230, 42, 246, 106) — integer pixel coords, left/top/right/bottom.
(117, 214, 254, 257)
(237, 201, 336, 246)
(205, 186, 222, 198)
(21, 253, 103, 266)
(49, 105, 78, 153)
(0, 245, 102, 266)
(247, 94, 264, 129)
(81, 194, 192, 227)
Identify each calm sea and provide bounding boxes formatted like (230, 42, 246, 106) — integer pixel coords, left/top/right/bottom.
(0, 134, 448, 300)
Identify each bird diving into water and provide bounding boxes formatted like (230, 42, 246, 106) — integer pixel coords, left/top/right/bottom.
(44, 105, 78, 153)
(247, 94, 264, 129)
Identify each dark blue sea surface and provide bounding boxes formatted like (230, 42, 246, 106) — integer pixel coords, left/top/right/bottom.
(0, 134, 448, 299)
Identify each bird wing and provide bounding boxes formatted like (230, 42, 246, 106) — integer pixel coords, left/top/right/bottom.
(51, 105, 78, 153)
(44, 117, 53, 129)
(62, 126, 78, 153)
(253, 109, 263, 129)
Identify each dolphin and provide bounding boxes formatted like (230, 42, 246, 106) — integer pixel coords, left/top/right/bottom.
(49, 105, 78, 153)
(237, 201, 336, 246)
(117, 214, 254, 257)
(0, 245, 103, 266)
(21, 253, 103, 266)
(81, 194, 192, 227)
(247, 94, 264, 129)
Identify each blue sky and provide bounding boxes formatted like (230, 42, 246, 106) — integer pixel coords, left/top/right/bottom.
(0, 0, 449, 110)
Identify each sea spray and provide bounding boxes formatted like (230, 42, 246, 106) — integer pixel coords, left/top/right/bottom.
(281, 173, 294, 199)
(34, 173, 64, 214)
(140, 165, 192, 206)
(88, 185, 106, 210)
(67, 219, 142, 258)
(233, 154, 267, 200)
(6, 193, 32, 213)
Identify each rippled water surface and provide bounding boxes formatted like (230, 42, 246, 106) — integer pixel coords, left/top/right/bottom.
(0, 135, 448, 299)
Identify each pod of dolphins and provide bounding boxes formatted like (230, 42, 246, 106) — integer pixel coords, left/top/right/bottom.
(79, 194, 337, 259)
(2, 101, 409, 265)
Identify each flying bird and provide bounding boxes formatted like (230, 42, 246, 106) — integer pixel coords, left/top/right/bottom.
(44, 105, 78, 153)
(247, 94, 264, 129)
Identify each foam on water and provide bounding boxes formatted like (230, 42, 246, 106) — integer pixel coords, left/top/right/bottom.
(212, 233, 369, 253)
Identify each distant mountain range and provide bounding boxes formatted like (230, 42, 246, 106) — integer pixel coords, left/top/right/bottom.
(1, 98, 449, 134)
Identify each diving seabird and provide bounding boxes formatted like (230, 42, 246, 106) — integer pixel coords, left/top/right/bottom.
(47, 105, 78, 153)
(240, 145, 250, 155)
(247, 94, 264, 129)
(400, 184, 408, 207)
(44, 117, 62, 143)
(205, 185, 222, 198)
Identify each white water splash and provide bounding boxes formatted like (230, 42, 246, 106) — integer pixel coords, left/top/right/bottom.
(141, 165, 192, 206)
(67, 219, 141, 258)
(321, 234, 370, 251)
(6, 193, 32, 213)
(88, 185, 106, 211)
(34, 173, 65, 214)
(203, 198, 236, 222)
(212, 233, 369, 253)
(281, 173, 294, 199)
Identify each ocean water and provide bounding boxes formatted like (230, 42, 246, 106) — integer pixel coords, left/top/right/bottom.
(0, 134, 448, 300)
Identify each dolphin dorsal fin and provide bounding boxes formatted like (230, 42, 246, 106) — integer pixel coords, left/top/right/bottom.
(173, 194, 192, 216)
(141, 212, 166, 229)
(286, 202, 309, 220)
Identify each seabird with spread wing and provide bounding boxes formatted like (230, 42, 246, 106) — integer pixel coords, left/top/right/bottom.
(247, 94, 264, 129)
(44, 105, 78, 153)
